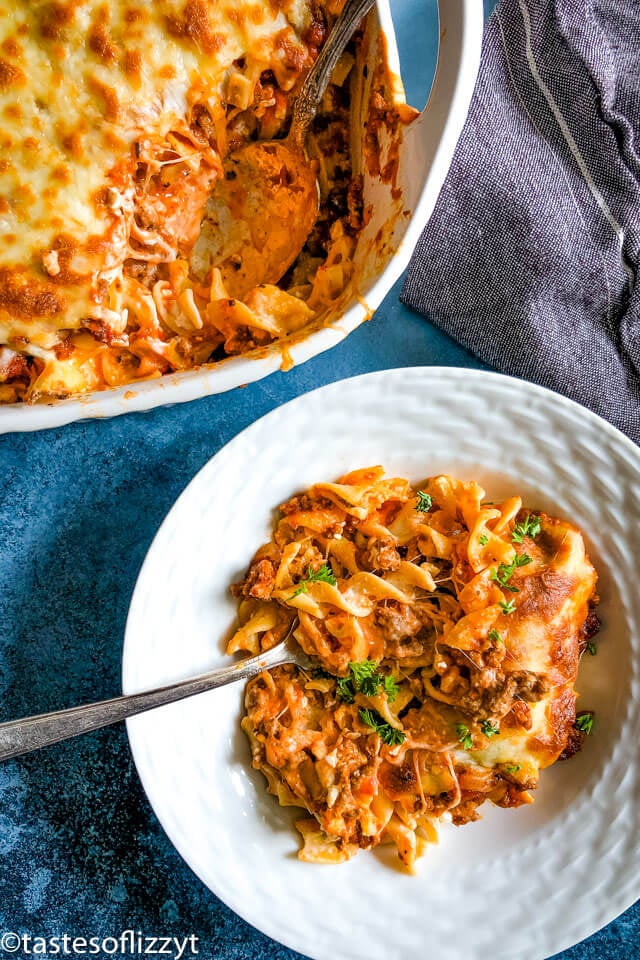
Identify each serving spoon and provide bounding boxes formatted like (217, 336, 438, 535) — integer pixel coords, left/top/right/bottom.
(0, 636, 311, 763)
(193, 0, 376, 299)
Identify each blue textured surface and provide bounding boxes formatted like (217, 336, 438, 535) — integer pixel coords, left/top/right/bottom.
(1, 0, 638, 955)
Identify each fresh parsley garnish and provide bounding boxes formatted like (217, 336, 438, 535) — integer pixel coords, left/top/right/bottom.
(288, 563, 337, 599)
(456, 723, 473, 750)
(488, 628, 502, 643)
(505, 763, 521, 773)
(479, 534, 489, 546)
(587, 641, 597, 656)
(493, 579, 519, 594)
(481, 719, 500, 737)
(383, 675, 400, 703)
(512, 514, 541, 544)
(359, 670, 400, 703)
(490, 553, 532, 592)
(349, 660, 378, 688)
(359, 675, 381, 697)
(575, 712, 594, 735)
(415, 490, 433, 513)
(359, 708, 406, 746)
(499, 599, 517, 615)
(336, 676, 355, 703)
(336, 661, 399, 704)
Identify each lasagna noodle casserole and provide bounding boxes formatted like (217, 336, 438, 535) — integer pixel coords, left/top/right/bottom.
(0, 0, 394, 402)
(228, 468, 599, 869)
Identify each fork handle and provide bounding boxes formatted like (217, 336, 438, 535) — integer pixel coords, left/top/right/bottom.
(289, 0, 377, 149)
(0, 644, 292, 762)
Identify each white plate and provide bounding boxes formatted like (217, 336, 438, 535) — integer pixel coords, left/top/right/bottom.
(123, 368, 640, 960)
(0, 0, 483, 433)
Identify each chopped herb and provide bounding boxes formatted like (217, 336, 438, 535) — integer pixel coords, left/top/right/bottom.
(359, 675, 382, 697)
(587, 641, 597, 656)
(499, 599, 517, 615)
(383, 675, 400, 703)
(350, 660, 379, 688)
(481, 720, 500, 737)
(359, 708, 406, 746)
(456, 723, 473, 750)
(415, 490, 433, 513)
(488, 628, 502, 643)
(306, 563, 337, 585)
(492, 578, 519, 594)
(359, 707, 379, 728)
(288, 562, 337, 599)
(490, 553, 532, 592)
(479, 534, 489, 546)
(505, 763, 521, 773)
(512, 514, 541, 544)
(288, 583, 308, 600)
(358, 669, 399, 702)
(336, 661, 399, 705)
(382, 726, 406, 747)
(336, 676, 355, 703)
(575, 712, 594, 735)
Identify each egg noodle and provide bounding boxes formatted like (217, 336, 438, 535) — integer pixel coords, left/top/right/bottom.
(228, 467, 599, 869)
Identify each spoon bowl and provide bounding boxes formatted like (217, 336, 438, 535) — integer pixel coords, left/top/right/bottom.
(195, 141, 319, 300)
(192, 0, 376, 296)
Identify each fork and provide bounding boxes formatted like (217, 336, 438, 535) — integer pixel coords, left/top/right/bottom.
(0, 638, 311, 762)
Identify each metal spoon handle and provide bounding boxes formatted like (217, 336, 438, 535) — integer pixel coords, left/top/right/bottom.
(289, 0, 376, 148)
(0, 644, 293, 762)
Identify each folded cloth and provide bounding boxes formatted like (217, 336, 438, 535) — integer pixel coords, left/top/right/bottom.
(401, 0, 640, 444)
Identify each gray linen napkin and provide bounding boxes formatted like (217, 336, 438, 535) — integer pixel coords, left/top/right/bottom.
(401, 0, 640, 444)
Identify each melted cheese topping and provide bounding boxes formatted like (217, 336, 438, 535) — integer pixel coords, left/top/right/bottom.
(1, 2, 311, 318)
(228, 469, 599, 870)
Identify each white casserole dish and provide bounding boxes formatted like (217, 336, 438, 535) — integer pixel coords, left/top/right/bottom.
(0, 0, 483, 432)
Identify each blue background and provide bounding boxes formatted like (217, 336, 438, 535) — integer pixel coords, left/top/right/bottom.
(0, 1, 638, 957)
